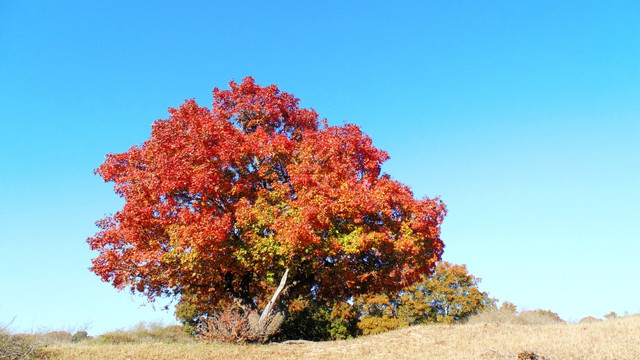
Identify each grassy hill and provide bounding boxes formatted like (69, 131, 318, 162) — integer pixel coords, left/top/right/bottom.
(33, 314, 640, 360)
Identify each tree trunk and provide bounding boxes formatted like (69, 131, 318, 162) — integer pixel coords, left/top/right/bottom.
(224, 271, 256, 312)
(258, 268, 289, 327)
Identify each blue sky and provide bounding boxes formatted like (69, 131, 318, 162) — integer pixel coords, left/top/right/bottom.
(1, 1, 638, 335)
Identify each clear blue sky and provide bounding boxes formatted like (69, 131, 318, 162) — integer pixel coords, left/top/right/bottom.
(1, 1, 638, 336)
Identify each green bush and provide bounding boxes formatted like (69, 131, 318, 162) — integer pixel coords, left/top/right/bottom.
(71, 331, 90, 343)
(274, 299, 359, 341)
(275, 300, 332, 341)
(175, 297, 204, 336)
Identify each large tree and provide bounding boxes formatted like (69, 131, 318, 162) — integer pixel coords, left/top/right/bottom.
(89, 77, 446, 323)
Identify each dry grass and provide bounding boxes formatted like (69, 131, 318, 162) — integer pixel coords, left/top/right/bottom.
(95, 323, 189, 345)
(1, 324, 48, 360)
(43, 315, 640, 360)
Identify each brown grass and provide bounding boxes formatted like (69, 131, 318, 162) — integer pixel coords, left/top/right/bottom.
(43, 315, 640, 360)
(0, 328, 47, 360)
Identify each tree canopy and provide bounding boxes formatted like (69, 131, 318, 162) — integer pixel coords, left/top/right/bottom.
(88, 77, 446, 320)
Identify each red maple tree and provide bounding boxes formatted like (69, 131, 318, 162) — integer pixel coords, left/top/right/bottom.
(89, 77, 446, 320)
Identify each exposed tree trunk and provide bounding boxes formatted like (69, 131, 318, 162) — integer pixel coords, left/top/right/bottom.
(223, 271, 256, 312)
(258, 268, 289, 327)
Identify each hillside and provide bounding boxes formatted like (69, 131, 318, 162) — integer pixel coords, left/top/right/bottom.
(42, 315, 640, 360)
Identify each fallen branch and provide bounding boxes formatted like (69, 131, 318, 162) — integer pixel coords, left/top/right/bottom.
(278, 339, 317, 345)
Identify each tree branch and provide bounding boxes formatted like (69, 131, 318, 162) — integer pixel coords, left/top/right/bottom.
(258, 268, 289, 327)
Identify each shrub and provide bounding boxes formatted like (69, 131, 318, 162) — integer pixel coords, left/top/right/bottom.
(275, 300, 331, 341)
(327, 301, 359, 340)
(175, 296, 204, 336)
(604, 311, 618, 321)
(71, 331, 89, 343)
(275, 299, 359, 341)
(196, 307, 283, 343)
(498, 301, 517, 314)
(358, 316, 409, 336)
(0, 328, 45, 360)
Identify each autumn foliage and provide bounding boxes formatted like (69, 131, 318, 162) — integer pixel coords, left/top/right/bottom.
(355, 261, 494, 335)
(89, 77, 446, 335)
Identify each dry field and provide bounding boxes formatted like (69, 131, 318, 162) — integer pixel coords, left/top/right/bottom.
(40, 315, 640, 360)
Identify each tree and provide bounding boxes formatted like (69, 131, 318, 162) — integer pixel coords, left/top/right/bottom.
(88, 77, 446, 332)
(398, 261, 493, 324)
(356, 261, 493, 334)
